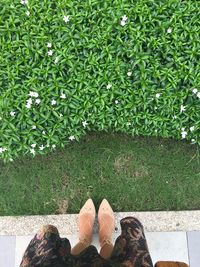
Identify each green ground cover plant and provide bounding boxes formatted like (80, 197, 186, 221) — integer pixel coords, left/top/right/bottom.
(0, 0, 200, 162)
(0, 133, 199, 215)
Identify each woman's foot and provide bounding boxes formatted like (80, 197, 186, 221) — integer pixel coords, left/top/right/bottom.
(71, 199, 96, 255)
(98, 199, 115, 247)
(79, 198, 96, 245)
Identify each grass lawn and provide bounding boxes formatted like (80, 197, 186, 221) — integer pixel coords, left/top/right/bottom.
(0, 132, 199, 216)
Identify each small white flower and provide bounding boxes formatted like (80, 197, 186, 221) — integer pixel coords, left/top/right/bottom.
(9, 158, 13, 162)
(47, 42, 52, 48)
(31, 144, 36, 148)
(190, 126, 195, 132)
(122, 15, 128, 21)
(29, 91, 34, 97)
(32, 125, 36, 129)
(191, 139, 196, 144)
(155, 107, 158, 110)
(69, 135, 75, 141)
(173, 115, 177, 119)
(155, 129, 158, 132)
(192, 88, 198, 94)
(26, 103, 32, 109)
(51, 99, 56, 105)
(115, 100, 119, 104)
(10, 111, 16, 116)
(26, 10, 30, 16)
(52, 144, 56, 148)
(181, 128, 185, 131)
(181, 130, 187, 139)
(35, 98, 41, 104)
(167, 28, 172, 33)
(127, 71, 132, 77)
(180, 105, 186, 113)
(21, 0, 28, 5)
(60, 93, 66, 99)
(107, 84, 112, 89)
(39, 145, 45, 150)
(0, 148, 4, 153)
(33, 92, 39, 98)
(30, 148, 35, 155)
(63, 15, 70, 23)
(59, 113, 63, 117)
(120, 20, 126, 26)
(29, 91, 38, 98)
(42, 131, 46, 134)
(166, 181, 169, 184)
(26, 98, 32, 105)
(197, 92, 200, 98)
(48, 50, 53, 56)
(156, 93, 160, 98)
(127, 122, 131, 126)
(55, 57, 59, 64)
(82, 121, 88, 127)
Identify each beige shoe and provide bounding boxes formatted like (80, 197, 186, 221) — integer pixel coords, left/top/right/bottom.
(78, 199, 96, 246)
(98, 199, 115, 247)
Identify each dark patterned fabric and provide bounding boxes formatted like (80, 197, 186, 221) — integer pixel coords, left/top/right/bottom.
(20, 216, 153, 267)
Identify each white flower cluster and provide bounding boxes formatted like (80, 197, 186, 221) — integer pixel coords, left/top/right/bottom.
(181, 128, 187, 139)
(30, 143, 46, 155)
(192, 88, 200, 98)
(21, 0, 30, 16)
(26, 91, 40, 108)
(120, 15, 128, 26)
(181, 126, 195, 139)
(47, 42, 53, 56)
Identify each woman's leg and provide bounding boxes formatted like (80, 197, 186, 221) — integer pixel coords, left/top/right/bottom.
(20, 225, 71, 266)
(71, 199, 96, 255)
(111, 216, 153, 267)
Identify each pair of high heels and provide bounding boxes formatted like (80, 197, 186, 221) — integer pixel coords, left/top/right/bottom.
(78, 198, 114, 248)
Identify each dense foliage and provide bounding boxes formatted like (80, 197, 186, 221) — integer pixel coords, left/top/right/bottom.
(0, 0, 199, 162)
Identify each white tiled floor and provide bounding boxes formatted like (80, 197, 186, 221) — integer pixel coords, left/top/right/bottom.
(15, 232, 189, 267)
(146, 232, 189, 264)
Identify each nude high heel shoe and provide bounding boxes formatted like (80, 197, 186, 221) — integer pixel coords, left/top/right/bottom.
(78, 198, 96, 246)
(98, 199, 115, 247)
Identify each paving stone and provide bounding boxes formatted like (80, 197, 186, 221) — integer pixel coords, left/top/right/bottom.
(146, 232, 189, 265)
(187, 231, 200, 267)
(0, 235, 16, 267)
(15, 235, 33, 267)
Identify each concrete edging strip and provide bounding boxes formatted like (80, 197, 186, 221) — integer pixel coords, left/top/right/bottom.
(0, 210, 199, 235)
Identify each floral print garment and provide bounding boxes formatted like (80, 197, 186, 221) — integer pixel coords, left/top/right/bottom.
(20, 216, 153, 267)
